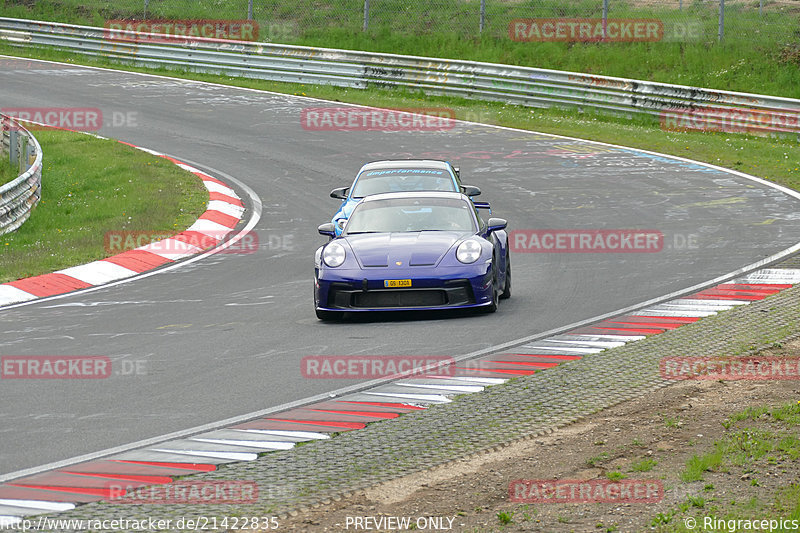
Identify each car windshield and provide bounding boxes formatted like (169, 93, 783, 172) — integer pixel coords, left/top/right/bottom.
(344, 197, 476, 234)
(350, 168, 456, 198)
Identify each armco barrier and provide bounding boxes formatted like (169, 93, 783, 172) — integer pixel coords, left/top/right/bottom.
(1, 17, 799, 137)
(0, 112, 42, 235)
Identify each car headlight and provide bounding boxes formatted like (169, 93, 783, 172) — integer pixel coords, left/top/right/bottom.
(456, 239, 482, 264)
(322, 241, 346, 267)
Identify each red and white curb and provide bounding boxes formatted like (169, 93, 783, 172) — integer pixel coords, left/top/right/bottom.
(0, 143, 245, 308)
(0, 267, 798, 524)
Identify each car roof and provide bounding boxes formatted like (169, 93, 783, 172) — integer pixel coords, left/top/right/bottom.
(359, 160, 454, 172)
(360, 191, 469, 203)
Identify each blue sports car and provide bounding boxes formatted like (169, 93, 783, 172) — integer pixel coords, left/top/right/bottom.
(329, 160, 488, 235)
(314, 191, 510, 320)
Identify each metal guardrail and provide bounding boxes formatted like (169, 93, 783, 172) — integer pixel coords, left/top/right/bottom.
(1, 17, 798, 137)
(0, 112, 42, 236)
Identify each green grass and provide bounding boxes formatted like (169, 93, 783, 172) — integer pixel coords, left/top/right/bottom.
(1, 0, 800, 97)
(496, 510, 514, 525)
(587, 452, 609, 467)
(681, 402, 800, 483)
(775, 484, 800, 522)
(722, 405, 771, 428)
(0, 129, 207, 283)
(656, 405, 800, 532)
(658, 488, 800, 532)
(724, 402, 800, 428)
(630, 458, 657, 472)
(682, 449, 725, 482)
(606, 471, 626, 481)
(0, 158, 16, 185)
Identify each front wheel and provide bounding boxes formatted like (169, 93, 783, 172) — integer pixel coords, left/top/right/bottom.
(485, 262, 499, 313)
(500, 251, 511, 300)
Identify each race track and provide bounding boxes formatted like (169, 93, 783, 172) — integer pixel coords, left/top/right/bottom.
(2, 57, 799, 477)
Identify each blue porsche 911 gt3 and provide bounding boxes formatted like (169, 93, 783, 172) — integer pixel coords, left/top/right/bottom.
(329, 160, 488, 235)
(314, 191, 510, 320)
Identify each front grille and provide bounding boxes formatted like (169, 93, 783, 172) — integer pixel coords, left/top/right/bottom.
(353, 290, 446, 308)
(327, 280, 475, 309)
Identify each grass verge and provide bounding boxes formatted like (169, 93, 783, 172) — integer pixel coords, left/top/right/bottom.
(654, 402, 800, 532)
(0, 158, 16, 185)
(0, 128, 208, 283)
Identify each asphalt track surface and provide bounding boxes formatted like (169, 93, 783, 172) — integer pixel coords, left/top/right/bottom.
(1, 57, 799, 478)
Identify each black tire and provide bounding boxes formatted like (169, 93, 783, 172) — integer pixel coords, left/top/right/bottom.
(485, 261, 499, 313)
(500, 251, 511, 300)
(315, 309, 343, 321)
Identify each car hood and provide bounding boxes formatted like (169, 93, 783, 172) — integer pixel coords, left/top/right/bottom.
(344, 231, 470, 267)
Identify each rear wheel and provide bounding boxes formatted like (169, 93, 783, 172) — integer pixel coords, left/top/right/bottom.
(315, 309, 343, 321)
(500, 251, 511, 300)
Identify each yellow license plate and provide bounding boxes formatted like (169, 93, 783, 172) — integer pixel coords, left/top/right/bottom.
(384, 279, 412, 288)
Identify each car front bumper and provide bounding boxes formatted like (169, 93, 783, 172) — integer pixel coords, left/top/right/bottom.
(314, 265, 494, 312)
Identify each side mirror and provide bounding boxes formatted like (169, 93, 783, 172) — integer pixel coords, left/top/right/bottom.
(330, 187, 349, 200)
(462, 185, 481, 197)
(318, 223, 336, 237)
(487, 218, 507, 232)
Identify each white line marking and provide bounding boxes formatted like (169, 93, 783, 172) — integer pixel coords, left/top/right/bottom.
(545, 340, 628, 348)
(364, 392, 452, 403)
(0, 285, 37, 306)
(190, 438, 295, 450)
(207, 200, 245, 217)
(56, 261, 139, 285)
(559, 334, 647, 342)
(676, 298, 750, 306)
(394, 382, 484, 393)
(233, 429, 330, 440)
(186, 218, 233, 235)
(175, 163, 199, 173)
(201, 181, 237, 196)
(409, 376, 508, 386)
(520, 346, 605, 354)
(148, 449, 258, 461)
(0, 499, 75, 512)
(632, 309, 718, 317)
